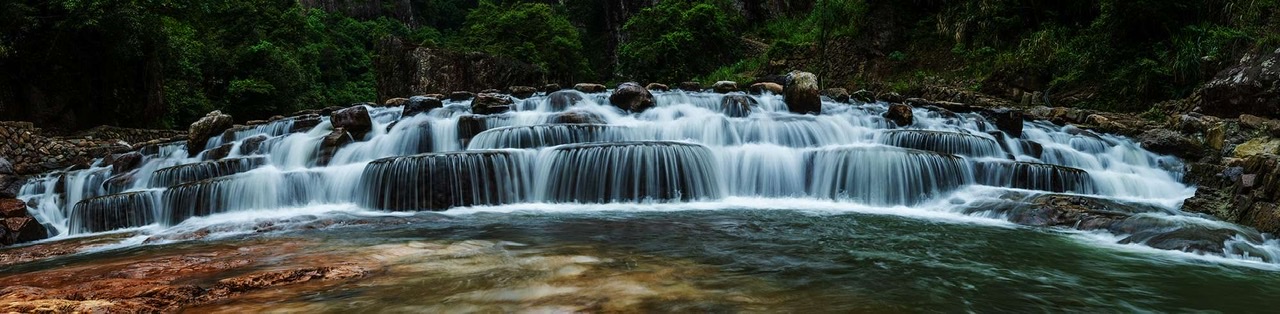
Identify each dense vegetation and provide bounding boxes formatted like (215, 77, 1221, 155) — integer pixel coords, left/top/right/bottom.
(1, 0, 1277, 129)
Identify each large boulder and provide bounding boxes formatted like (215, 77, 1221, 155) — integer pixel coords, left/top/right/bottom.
(720, 94, 758, 118)
(383, 97, 409, 107)
(239, 134, 269, 155)
(883, 103, 914, 127)
(1138, 128, 1201, 158)
(748, 82, 783, 95)
(987, 108, 1025, 138)
(471, 93, 514, 115)
(3, 216, 49, 245)
(449, 91, 475, 101)
(331, 105, 373, 140)
(402, 96, 443, 117)
(317, 128, 354, 166)
(821, 88, 850, 103)
(542, 83, 562, 93)
(712, 81, 739, 93)
(1233, 137, 1280, 158)
(1, 198, 25, 218)
(1192, 48, 1280, 118)
(186, 111, 234, 156)
(508, 86, 537, 99)
(783, 71, 821, 114)
(851, 89, 875, 103)
(608, 82, 655, 113)
(109, 152, 143, 174)
(574, 83, 607, 93)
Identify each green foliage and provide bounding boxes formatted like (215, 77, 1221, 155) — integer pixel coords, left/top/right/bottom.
(618, 0, 745, 82)
(461, 0, 591, 82)
(697, 57, 766, 85)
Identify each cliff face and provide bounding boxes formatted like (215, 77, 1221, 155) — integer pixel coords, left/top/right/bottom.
(373, 37, 545, 101)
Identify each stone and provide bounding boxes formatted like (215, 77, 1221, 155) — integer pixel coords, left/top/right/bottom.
(186, 111, 234, 156)
(110, 152, 143, 174)
(3, 216, 49, 245)
(784, 71, 821, 114)
(0, 157, 12, 175)
(479, 88, 501, 94)
(1138, 128, 1202, 158)
(645, 83, 670, 92)
(877, 92, 905, 103)
(720, 94, 757, 118)
(449, 91, 475, 101)
(547, 90, 585, 111)
(821, 88, 850, 103)
(383, 97, 409, 107)
(988, 108, 1024, 138)
(542, 83, 562, 93)
(403, 96, 444, 117)
(239, 135, 268, 155)
(289, 115, 322, 133)
(1240, 114, 1280, 136)
(425, 93, 446, 100)
(574, 83, 607, 93)
(331, 105, 373, 140)
(850, 89, 875, 103)
(317, 128, 353, 166)
(546, 111, 606, 124)
(1, 198, 25, 218)
(0, 174, 21, 198)
(1233, 137, 1280, 158)
(608, 82, 655, 113)
(508, 86, 537, 99)
(712, 81, 739, 93)
(202, 143, 234, 161)
(1193, 48, 1280, 118)
(748, 82, 783, 95)
(884, 103, 914, 127)
(678, 81, 702, 92)
(471, 93, 514, 115)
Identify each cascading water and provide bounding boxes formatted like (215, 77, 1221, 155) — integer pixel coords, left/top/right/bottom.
(11, 88, 1280, 267)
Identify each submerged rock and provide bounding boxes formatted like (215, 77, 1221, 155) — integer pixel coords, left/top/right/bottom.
(546, 111, 605, 124)
(187, 111, 234, 156)
(720, 94, 758, 117)
(547, 90, 586, 111)
(784, 71, 821, 114)
(609, 82, 655, 113)
(987, 108, 1024, 138)
(851, 89, 875, 103)
(317, 128, 354, 167)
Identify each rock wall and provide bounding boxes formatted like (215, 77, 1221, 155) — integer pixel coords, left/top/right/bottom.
(373, 37, 546, 102)
(0, 121, 182, 175)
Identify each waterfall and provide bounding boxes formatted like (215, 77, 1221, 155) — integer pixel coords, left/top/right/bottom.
(14, 89, 1279, 264)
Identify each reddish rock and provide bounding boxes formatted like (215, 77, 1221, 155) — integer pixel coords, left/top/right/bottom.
(884, 103, 914, 127)
(1, 198, 26, 218)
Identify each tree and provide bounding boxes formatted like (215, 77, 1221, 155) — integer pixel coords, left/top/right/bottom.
(462, 0, 592, 83)
(617, 0, 744, 82)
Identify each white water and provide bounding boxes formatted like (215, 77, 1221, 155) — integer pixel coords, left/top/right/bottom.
(13, 89, 1278, 266)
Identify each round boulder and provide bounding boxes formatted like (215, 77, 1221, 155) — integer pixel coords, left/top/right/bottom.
(851, 89, 876, 103)
(508, 86, 537, 99)
(548, 90, 586, 111)
(472, 93, 514, 115)
(884, 103, 914, 127)
(748, 82, 783, 95)
(186, 110, 235, 156)
(609, 82, 655, 113)
(784, 71, 821, 114)
(403, 96, 444, 117)
(332, 105, 373, 139)
(383, 97, 409, 107)
(646, 83, 670, 92)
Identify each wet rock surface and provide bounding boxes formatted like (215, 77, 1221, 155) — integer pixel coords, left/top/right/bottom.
(783, 71, 820, 114)
(187, 111, 235, 156)
(608, 82, 655, 113)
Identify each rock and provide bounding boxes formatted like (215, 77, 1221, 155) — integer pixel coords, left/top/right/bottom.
(748, 82, 784, 95)
(186, 111, 234, 156)
(546, 111, 606, 124)
(1192, 48, 1280, 118)
(574, 83, 607, 93)
(850, 89, 875, 103)
(712, 81, 739, 93)
(608, 82, 655, 113)
(457, 115, 488, 148)
(403, 96, 443, 117)
(678, 81, 702, 92)
(449, 91, 475, 101)
(109, 152, 143, 174)
(3, 216, 49, 245)
(471, 93, 514, 115)
(720, 94, 758, 118)
(784, 71, 821, 114)
(645, 83, 670, 92)
(0, 157, 12, 175)
(988, 109, 1025, 138)
(202, 143, 234, 161)
(0, 175, 21, 198)
(1234, 137, 1280, 158)
(542, 83, 562, 93)
(479, 88, 501, 94)
(821, 88, 850, 103)
(884, 103, 914, 127)
(425, 93, 446, 100)
(877, 92, 905, 103)
(1, 198, 25, 218)
(547, 90, 586, 111)
(1240, 114, 1280, 136)
(331, 105, 373, 140)
(289, 115, 322, 133)
(317, 128, 353, 166)
(383, 97, 409, 107)
(1138, 129, 1201, 157)
(239, 135, 268, 155)
(508, 86, 537, 99)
